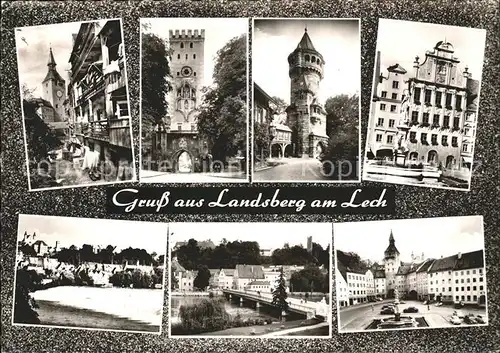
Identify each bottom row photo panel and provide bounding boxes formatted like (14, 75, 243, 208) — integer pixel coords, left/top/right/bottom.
(12, 214, 167, 334)
(168, 222, 333, 338)
(334, 215, 488, 333)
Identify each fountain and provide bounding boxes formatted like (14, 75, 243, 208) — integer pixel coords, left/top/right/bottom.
(365, 88, 442, 181)
(377, 289, 418, 329)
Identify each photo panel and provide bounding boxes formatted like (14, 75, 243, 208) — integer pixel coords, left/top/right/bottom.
(15, 19, 136, 191)
(168, 222, 333, 338)
(139, 18, 249, 183)
(363, 19, 486, 191)
(12, 214, 167, 334)
(252, 18, 361, 183)
(334, 216, 488, 333)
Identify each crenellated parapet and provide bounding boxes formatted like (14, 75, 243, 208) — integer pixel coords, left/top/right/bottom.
(169, 29, 205, 40)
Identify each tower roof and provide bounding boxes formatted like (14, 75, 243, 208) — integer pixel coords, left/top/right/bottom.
(43, 48, 65, 84)
(384, 230, 400, 259)
(48, 47, 56, 66)
(296, 28, 316, 51)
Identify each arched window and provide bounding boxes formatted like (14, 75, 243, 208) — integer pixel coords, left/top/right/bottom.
(305, 54, 310, 62)
(177, 54, 180, 60)
(176, 72, 179, 76)
(194, 72, 196, 77)
(311, 56, 316, 63)
(190, 43, 193, 49)
(180, 43, 184, 49)
(185, 54, 188, 60)
(409, 152, 418, 161)
(317, 58, 320, 65)
(427, 150, 438, 165)
(193, 54, 196, 59)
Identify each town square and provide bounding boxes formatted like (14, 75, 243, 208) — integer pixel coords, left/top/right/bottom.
(334, 216, 487, 332)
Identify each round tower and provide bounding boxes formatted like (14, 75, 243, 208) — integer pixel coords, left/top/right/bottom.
(286, 28, 327, 157)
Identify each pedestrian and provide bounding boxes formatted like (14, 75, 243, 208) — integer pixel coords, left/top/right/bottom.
(427, 304, 430, 311)
(371, 304, 374, 312)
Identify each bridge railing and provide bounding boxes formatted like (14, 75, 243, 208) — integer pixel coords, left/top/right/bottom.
(223, 289, 317, 313)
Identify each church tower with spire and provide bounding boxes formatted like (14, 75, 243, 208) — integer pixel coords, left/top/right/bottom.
(42, 47, 66, 120)
(383, 230, 401, 294)
(286, 27, 329, 158)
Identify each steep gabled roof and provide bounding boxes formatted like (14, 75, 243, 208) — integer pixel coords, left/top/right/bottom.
(454, 250, 484, 271)
(32, 240, 48, 246)
(248, 280, 270, 286)
(396, 262, 412, 275)
(429, 254, 457, 273)
(373, 269, 386, 278)
(416, 259, 435, 273)
(387, 63, 407, 74)
(236, 264, 265, 279)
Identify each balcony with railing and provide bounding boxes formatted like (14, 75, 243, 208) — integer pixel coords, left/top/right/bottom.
(104, 57, 126, 93)
(83, 117, 131, 148)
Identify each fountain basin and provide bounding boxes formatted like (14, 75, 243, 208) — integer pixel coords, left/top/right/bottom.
(365, 162, 442, 179)
(377, 316, 418, 329)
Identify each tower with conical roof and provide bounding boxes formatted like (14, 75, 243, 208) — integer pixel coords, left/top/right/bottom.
(286, 28, 328, 158)
(42, 47, 66, 120)
(383, 230, 401, 295)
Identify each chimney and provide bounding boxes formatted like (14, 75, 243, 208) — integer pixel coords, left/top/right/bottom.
(457, 252, 462, 259)
(136, 259, 140, 266)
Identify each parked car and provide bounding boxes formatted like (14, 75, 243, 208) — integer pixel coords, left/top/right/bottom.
(435, 302, 443, 307)
(381, 304, 394, 310)
(475, 315, 486, 324)
(380, 307, 395, 315)
(399, 300, 406, 304)
(403, 306, 419, 313)
(449, 315, 461, 325)
(454, 301, 465, 309)
(376, 297, 384, 301)
(463, 315, 476, 324)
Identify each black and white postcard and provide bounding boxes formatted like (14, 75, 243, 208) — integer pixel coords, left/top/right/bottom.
(364, 19, 486, 191)
(140, 18, 249, 183)
(12, 215, 167, 334)
(252, 18, 361, 182)
(15, 19, 135, 191)
(334, 216, 488, 333)
(168, 223, 332, 338)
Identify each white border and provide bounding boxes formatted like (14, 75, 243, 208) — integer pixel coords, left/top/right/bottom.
(361, 18, 487, 192)
(250, 17, 362, 184)
(138, 18, 250, 184)
(333, 215, 489, 334)
(167, 222, 333, 339)
(15, 18, 137, 192)
(10, 213, 167, 335)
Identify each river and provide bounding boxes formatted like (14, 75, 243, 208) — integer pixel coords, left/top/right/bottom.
(170, 295, 276, 324)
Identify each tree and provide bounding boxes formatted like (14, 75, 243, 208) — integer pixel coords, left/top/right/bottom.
(141, 32, 171, 151)
(13, 269, 40, 324)
(193, 265, 211, 291)
(253, 121, 271, 164)
(271, 96, 288, 115)
(170, 266, 178, 290)
(322, 93, 360, 180)
(272, 267, 289, 321)
(197, 34, 247, 162)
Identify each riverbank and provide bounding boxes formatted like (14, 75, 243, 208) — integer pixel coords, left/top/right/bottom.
(195, 318, 324, 336)
(34, 300, 160, 333)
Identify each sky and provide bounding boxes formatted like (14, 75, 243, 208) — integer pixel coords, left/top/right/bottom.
(169, 222, 332, 251)
(17, 214, 168, 255)
(334, 216, 484, 263)
(142, 18, 248, 88)
(376, 19, 486, 82)
(253, 18, 360, 104)
(15, 20, 111, 97)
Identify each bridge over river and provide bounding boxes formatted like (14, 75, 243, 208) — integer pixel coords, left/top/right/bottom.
(222, 289, 331, 321)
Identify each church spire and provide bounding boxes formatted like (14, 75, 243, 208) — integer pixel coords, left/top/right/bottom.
(48, 47, 56, 68)
(389, 229, 395, 243)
